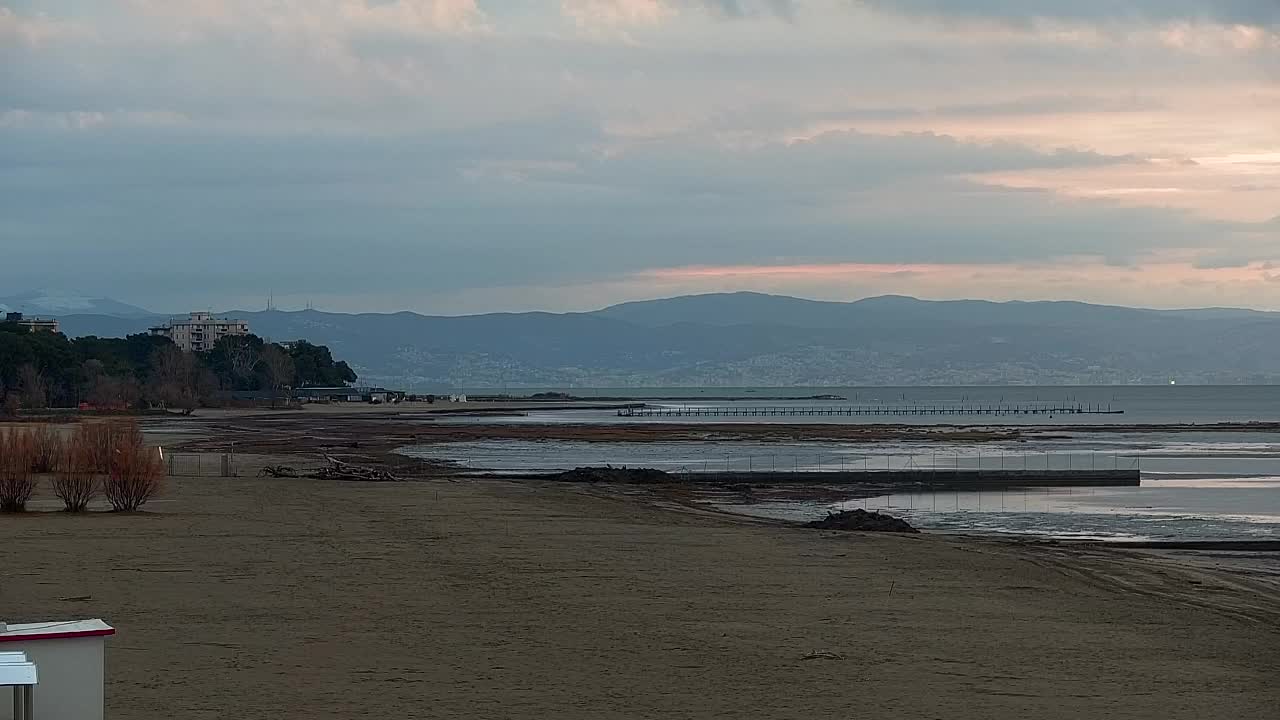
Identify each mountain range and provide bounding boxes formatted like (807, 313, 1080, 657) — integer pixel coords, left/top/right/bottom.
(34, 292, 1280, 388)
(0, 290, 154, 318)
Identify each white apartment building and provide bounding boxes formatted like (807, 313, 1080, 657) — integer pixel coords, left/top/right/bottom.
(149, 312, 250, 352)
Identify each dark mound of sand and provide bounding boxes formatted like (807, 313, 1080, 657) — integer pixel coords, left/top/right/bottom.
(805, 509, 919, 533)
(551, 466, 673, 484)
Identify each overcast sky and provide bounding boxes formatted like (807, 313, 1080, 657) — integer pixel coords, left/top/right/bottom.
(2, 1, 1277, 314)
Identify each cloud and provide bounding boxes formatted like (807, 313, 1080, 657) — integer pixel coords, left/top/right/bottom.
(562, 0, 674, 29)
(121, 0, 488, 35)
(526, 129, 1140, 202)
(856, 1, 1280, 27)
(0, 109, 187, 130)
(703, 0, 797, 20)
(563, 0, 795, 29)
(1193, 254, 1257, 269)
(0, 6, 90, 47)
(0, 121, 1230, 306)
(0, 0, 1275, 312)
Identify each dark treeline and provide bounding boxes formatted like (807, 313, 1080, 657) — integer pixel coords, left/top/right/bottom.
(0, 325, 356, 412)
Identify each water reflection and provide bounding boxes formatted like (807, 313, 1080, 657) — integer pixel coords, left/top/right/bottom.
(717, 480, 1280, 542)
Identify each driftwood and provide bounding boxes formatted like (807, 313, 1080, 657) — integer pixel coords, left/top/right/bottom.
(316, 455, 402, 482)
(550, 466, 672, 484)
(258, 457, 402, 482)
(805, 509, 919, 533)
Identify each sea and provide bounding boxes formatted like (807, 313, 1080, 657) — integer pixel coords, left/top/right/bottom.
(400, 385, 1280, 543)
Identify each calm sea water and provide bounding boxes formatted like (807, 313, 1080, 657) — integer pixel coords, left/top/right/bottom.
(406, 385, 1280, 541)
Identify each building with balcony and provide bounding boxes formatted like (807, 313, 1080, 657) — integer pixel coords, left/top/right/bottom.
(149, 312, 250, 353)
(2, 312, 60, 333)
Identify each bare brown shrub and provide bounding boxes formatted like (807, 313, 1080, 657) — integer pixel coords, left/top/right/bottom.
(103, 422, 163, 512)
(0, 429, 37, 512)
(30, 424, 64, 473)
(77, 422, 120, 474)
(53, 430, 100, 512)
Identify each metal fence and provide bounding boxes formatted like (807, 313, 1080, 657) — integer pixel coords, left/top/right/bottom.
(165, 452, 239, 478)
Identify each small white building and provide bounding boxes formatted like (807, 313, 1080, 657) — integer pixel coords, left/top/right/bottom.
(0, 619, 114, 720)
(149, 312, 250, 353)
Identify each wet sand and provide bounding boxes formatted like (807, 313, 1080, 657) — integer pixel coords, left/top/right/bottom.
(2, 450, 1279, 719)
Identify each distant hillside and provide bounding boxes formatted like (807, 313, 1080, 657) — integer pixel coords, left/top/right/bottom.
(49, 293, 1280, 388)
(595, 292, 1169, 329)
(0, 290, 153, 318)
(55, 314, 162, 338)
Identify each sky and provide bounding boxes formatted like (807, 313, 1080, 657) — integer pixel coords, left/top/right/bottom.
(1, 0, 1278, 314)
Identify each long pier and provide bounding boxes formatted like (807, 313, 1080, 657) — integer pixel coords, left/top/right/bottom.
(618, 403, 1122, 418)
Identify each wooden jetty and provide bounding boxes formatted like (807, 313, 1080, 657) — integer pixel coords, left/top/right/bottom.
(618, 403, 1122, 418)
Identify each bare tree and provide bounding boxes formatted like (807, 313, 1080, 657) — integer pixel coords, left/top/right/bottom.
(89, 375, 124, 408)
(223, 338, 261, 384)
(259, 345, 295, 407)
(148, 346, 197, 410)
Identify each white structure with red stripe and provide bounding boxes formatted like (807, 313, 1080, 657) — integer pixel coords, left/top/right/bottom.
(0, 619, 114, 720)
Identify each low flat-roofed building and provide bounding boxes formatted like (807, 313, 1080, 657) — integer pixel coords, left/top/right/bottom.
(2, 312, 60, 333)
(294, 386, 401, 403)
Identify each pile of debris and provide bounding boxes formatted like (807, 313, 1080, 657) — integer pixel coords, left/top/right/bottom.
(259, 456, 402, 482)
(805, 508, 919, 533)
(550, 466, 672, 484)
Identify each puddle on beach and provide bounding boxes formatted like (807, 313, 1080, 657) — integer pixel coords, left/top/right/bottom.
(401, 437, 1280, 542)
(707, 480, 1280, 542)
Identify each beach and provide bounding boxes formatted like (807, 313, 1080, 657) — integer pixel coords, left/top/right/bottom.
(2, 423, 1279, 718)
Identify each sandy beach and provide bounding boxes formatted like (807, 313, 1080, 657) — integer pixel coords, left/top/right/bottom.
(2, 422, 1279, 719)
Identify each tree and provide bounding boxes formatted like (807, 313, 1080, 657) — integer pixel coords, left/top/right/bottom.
(289, 340, 357, 386)
(194, 367, 222, 407)
(80, 358, 105, 401)
(259, 345, 295, 406)
(0, 326, 353, 410)
(0, 381, 15, 417)
(17, 364, 47, 409)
